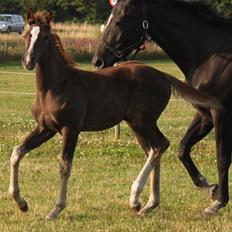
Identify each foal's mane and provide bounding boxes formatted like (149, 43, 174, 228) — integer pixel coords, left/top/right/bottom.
(166, 0, 232, 33)
(51, 33, 75, 66)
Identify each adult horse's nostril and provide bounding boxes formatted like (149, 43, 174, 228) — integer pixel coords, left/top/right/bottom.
(94, 58, 104, 69)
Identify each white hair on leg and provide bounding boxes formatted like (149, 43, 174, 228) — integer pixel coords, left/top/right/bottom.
(129, 148, 159, 210)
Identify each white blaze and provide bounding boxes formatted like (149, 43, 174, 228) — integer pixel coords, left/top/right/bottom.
(26, 26, 40, 64)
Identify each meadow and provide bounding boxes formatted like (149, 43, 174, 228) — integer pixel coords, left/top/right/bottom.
(0, 59, 231, 232)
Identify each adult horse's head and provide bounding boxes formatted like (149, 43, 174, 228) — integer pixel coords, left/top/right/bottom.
(92, 0, 149, 68)
(23, 9, 53, 70)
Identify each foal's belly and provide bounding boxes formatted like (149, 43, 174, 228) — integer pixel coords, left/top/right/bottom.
(81, 106, 125, 131)
(81, 118, 123, 131)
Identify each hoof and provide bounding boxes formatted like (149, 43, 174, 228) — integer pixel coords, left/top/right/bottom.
(18, 199, 28, 212)
(46, 207, 61, 220)
(138, 202, 159, 215)
(204, 208, 218, 218)
(203, 200, 225, 218)
(130, 203, 141, 215)
(20, 202, 28, 212)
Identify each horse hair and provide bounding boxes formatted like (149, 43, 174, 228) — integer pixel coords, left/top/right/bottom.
(51, 33, 75, 66)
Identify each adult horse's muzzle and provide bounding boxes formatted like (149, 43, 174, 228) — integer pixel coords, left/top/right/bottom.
(92, 56, 105, 69)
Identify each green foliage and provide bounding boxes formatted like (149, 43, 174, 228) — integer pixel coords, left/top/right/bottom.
(0, 0, 112, 23)
(207, 0, 232, 18)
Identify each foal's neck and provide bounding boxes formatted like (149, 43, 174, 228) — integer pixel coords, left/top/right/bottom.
(35, 40, 69, 93)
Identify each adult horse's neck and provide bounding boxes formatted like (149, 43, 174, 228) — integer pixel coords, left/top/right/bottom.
(146, 1, 230, 80)
(35, 37, 69, 93)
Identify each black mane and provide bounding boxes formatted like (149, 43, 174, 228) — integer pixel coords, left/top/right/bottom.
(165, 0, 232, 33)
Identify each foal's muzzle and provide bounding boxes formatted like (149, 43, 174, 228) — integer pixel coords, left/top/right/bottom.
(22, 55, 35, 71)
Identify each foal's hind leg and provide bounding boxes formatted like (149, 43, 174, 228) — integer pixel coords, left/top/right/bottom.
(139, 128, 169, 215)
(178, 112, 217, 197)
(46, 127, 79, 220)
(9, 126, 56, 212)
(128, 123, 169, 214)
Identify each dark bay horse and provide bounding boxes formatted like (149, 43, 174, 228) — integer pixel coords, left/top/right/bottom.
(92, 0, 232, 216)
(9, 10, 222, 219)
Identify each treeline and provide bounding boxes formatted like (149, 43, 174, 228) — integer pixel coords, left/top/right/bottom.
(0, 0, 231, 23)
(0, 0, 112, 23)
(207, 0, 232, 18)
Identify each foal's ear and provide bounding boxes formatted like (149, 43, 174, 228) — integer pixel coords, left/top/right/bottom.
(46, 10, 54, 24)
(26, 9, 35, 25)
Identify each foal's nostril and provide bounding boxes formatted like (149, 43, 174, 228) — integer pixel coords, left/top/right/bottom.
(95, 58, 104, 69)
(30, 57, 34, 64)
(30, 54, 35, 63)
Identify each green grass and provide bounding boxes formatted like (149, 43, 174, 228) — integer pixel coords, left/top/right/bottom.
(0, 60, 231, 231)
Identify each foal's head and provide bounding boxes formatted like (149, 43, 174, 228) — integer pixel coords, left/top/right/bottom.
(93, 0, 145, 68)
(23, 10, 53, 70)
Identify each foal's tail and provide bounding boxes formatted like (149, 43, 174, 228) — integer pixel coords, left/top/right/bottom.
(165, 74, 223, 111)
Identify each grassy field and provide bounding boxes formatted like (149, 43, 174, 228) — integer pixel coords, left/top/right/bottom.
(0, 60, 231, 231)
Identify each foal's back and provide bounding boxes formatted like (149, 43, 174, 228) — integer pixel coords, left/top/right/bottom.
(75, 61, 171, 131)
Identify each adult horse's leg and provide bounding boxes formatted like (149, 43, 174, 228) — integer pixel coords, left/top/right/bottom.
(46, 127, 79, 220)
(178, 112, 217, 196)
(204, 111, 232, 216)
(9, 126, 56, 212)
(128, 123, 169, 215)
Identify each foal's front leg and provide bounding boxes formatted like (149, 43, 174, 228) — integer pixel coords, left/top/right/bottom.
(9, 126, 56, 212)
(129, 148, 160, 212)
(46, 127, 79, 220)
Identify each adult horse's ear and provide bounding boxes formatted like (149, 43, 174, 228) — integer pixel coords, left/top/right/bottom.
(26, 9, 35, 25)
(46, 10, 54, 24)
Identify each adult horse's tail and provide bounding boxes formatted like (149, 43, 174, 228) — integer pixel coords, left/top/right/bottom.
(165, 74, 223, 111)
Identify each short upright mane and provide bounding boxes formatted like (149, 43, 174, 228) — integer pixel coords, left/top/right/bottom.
(52, 33, 74, 66)
(166, 0, 232, 33)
